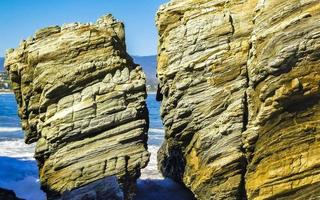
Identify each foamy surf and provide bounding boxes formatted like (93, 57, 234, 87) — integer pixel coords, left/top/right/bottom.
(148, 128, 165, 134)
(140, 145, 162, 179)
(0, 127, 22, 132)
(0, 139, 35, 159)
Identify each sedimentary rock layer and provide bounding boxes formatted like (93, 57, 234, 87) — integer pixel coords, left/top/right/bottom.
(5, 15, 149, 200)
(244, 1, 320, 199)
(156, 1, 255, 199)
(156, 0, 320, 199)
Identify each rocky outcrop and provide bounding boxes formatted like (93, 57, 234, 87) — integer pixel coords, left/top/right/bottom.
(156, 0, 320, 199)
(5, 15, 149, 199)
(243, 1, 320, 199)
(156, 0, 256, 199)
(0, 188, 23, 200)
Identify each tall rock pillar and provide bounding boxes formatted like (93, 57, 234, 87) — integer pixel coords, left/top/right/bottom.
(5, 15, 150, 200)
(156, 0, 320, 199)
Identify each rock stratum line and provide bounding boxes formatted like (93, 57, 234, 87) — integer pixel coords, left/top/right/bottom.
(5, 15, 149, 200)
(156, 0, 320, 199)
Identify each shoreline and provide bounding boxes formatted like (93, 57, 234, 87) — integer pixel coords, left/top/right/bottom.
(0, 90, 13, 95)
(147, 91, 157, 95)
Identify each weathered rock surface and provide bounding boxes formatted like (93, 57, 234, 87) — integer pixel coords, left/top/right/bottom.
(60, 176, 124, 200)
(5, 15, 149, 199)
(244, 1, 320, 199)
(156, 0, 320, 199)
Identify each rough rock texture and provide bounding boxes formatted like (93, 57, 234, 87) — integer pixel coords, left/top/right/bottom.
(60, 176, 124, 200)
(156, 0, 320, 199)
(5, 15, 149, 200)
(244, 1, 320, 199)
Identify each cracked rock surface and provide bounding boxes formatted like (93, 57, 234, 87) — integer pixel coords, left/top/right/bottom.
(156, 0, 320, 199)
(5, 15, 149, 200)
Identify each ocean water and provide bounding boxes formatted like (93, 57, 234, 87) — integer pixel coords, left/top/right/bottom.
(0, 94, 44, 200)
(0, 93, 194, 200)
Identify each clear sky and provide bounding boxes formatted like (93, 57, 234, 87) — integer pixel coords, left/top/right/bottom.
(0, 0, 168, 57)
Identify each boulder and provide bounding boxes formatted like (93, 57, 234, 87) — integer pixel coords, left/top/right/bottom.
(5, 14, 149, 200)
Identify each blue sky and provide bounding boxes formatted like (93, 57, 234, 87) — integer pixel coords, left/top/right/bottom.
(0, 0, 168, 57)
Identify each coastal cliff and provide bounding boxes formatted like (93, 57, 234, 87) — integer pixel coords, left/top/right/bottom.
(5, 15, 149, 200)
(156, 0, 320, 199)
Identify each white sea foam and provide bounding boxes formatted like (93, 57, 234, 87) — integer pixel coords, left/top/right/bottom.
(140, 145, 162, 179)
(0, 127, 22, 132)
(0, 139, 35, 159)
(148, 128, 165, 134)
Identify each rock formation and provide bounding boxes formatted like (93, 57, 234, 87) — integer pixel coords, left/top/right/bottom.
(156, 0, 320, 199)
(0, 188, 23, 200)
(5, 15, 149, 200)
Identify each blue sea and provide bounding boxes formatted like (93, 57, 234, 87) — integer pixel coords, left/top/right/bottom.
(0, 94, 45, 199)
(0, 93, 194, 200)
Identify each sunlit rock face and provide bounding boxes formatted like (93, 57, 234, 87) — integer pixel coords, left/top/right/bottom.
(244, 1, 320, 199)
(156, 0, 320, 199)
(5, 15, 149, 200)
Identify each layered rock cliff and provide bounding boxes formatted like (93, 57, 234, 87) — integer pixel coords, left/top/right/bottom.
(156, 0, 320, 199)
(5, 15, 149, 200)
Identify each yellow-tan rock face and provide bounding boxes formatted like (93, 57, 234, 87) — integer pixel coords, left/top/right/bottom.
(5, 15, 149, 200)
(156, 0, 320, 199)
(244, 1, 320, 199)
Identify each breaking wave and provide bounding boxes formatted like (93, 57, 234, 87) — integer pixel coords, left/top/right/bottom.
(0, 127, 22, 132)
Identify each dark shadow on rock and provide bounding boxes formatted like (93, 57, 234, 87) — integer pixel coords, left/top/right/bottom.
(134, 178, 195, 200)
(58, 176, 124, 200)
(0, 188, 24, 200)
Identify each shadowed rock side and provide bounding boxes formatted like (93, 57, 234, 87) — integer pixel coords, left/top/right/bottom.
(5, 15, 149, 200)
(0, 188, 23, 200)
(156, 0, 320, 199)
